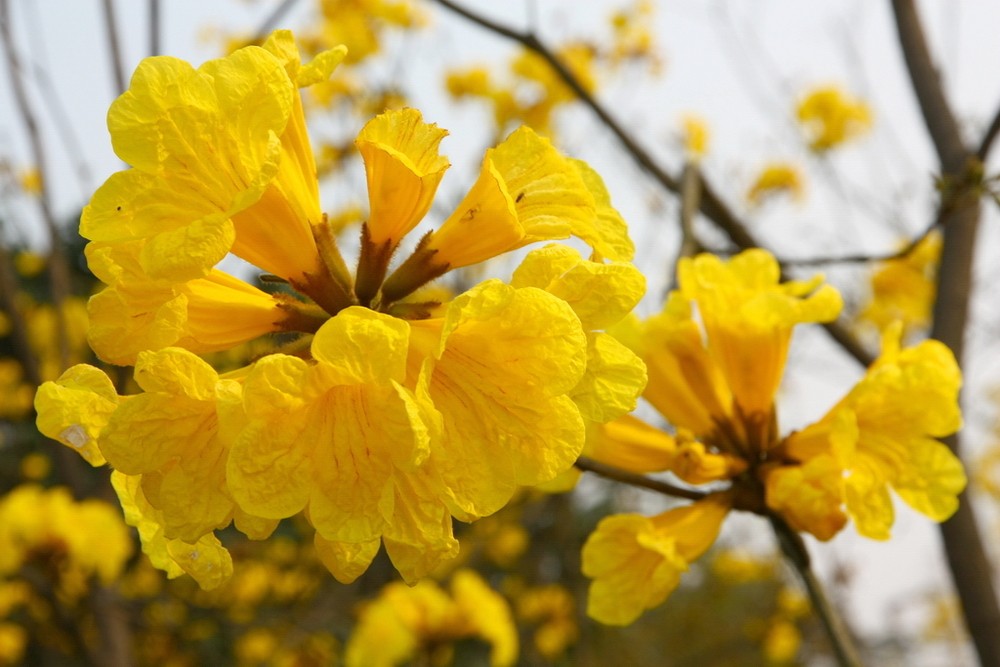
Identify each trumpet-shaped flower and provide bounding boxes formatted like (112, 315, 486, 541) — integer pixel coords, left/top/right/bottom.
(578, 249, 963, 625)
(581, 493, 731, 625)
(769, 326, 965, 540)
(36, 30, 644, 589)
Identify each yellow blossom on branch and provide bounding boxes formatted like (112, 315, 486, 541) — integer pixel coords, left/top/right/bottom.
(578, 249, 964, 624)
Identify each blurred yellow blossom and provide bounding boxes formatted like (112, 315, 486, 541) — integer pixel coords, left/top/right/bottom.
(681, 114, 710, 161)
(516, 584, 579, 661)
(858, 230, 941, 340)
(746, 162, 805, 204)
(796, 85, 872, 151)
(345, 569, 517, 667)
(0, 485, 133, 598)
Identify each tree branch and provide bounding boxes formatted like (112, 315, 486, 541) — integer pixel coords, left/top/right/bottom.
(574, 456, 707, 502)
(100, 0, 127, 96)
(890, 2, 1000, 665)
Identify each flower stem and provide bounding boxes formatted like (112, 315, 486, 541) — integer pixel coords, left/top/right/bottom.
(770, 516, 863, 667)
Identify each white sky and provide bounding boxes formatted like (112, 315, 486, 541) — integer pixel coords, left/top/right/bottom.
(2, 1, 999, 661)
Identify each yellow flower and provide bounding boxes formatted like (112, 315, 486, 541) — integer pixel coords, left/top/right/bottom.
(796, 85, 872, 151)
(680, 114, 710, 161)
(37, 30, 644, 589)
(81, 31, 347, 292)
(678, 250, 841, 433)
(581, 493, 731, 625)
(770, 326, 965, 540)
(85, 241, 320, 365)
(746, 162, 805, 204)
(859, 230, 941, 339)
(345, 569, 517, 667)
(0, 485, 133, 597)
(516, 584, 578, 660)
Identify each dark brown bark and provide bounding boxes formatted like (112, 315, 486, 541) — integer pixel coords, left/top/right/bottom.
(891, 2, 1000, 665)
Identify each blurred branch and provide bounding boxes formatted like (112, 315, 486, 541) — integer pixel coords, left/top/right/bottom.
(0, 0, 71, 369)
(100, 0, 127, 96)
(976, 103, 1000, 161)
(675, 164, 701, 264)
(891, 2, 1000, 666)
(574, 457, 707, 502)
(250, 0, 302, 44)
(770, 517, 863, 667)
(432, 0, 875, 367)
(149, 0, 161, 56)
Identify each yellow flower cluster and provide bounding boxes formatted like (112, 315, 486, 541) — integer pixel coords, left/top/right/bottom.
(0, 485, 133, 599)
(35, 31, 646, 589)
(580, 249, 965, 625)
(345, 569, 517, 667)
(796, 85, 872, 152)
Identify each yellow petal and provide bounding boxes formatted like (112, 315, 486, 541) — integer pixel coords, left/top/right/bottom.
(569, 332, 646, 424)
(568, 158, 635, 261)
(510, 244, 646, 330)
(35, 365, 118, 466)
(585, 414, 675, 474)
(314, 534, 381, 584)
(426, 126, 594, 268)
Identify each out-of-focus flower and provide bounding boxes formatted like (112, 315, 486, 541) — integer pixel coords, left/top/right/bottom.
(515, 583, 578, 661)
(746, 162, 805, 204)
(608, 0, 662, 72)
(17, 168, 41, 195)
(345, 569, 517, 667)
(796, 85, 872, 151)
(858, 230, 940, 340)
(680, 114, 710, 161)
(0, 485, 133, 598)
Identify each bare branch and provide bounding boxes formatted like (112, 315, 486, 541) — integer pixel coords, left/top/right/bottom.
(149, 0, 161, 56)
(574, 456, 707, 502)
(976, 102, 1000, 161)
(891, 2, 1000, 665)
(100, 0, 127, 96)
(250, 0, 302, 44)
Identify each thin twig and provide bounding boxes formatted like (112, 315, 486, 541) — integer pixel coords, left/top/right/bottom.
(100, 0, 127, 96)
(574, 456, 707, 502)
(780, 216, 940, 267)
(770, 516, 863, 667)
(250, 0, 302, 44)
(432, 0, 875, 367)
(975, 102, 1000, 161)
(149, 0, 161, 56)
